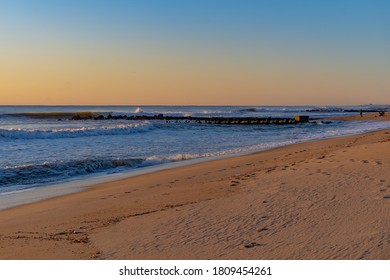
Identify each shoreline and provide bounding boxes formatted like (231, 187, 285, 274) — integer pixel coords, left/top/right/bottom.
(0, 127, 389, 259)
(325, 112, 390, 121)
(0, 154, 236, 211)
(2, 113, 389, 211)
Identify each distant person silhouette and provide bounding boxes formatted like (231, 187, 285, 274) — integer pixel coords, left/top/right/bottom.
(360, 110, 363, 117)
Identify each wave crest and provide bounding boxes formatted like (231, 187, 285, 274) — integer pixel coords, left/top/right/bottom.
(0, 158, 144, 192)
(3, 111, 110, 119)
(0, 122, 154, 139)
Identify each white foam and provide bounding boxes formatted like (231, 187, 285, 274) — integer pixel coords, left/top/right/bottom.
(0, 122, 154, 139)
(134, 107, 143, 114)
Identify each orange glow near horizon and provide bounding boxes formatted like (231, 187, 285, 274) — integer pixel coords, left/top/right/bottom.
(1, 50, 388, 106)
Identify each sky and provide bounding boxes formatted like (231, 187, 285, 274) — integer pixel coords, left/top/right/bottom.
(0, 0, 389, 106)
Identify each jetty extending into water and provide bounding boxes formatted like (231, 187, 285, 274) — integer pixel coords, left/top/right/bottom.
(69, 114, 310, 125)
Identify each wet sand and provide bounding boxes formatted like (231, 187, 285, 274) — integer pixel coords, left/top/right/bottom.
(0, 126, 389, 259)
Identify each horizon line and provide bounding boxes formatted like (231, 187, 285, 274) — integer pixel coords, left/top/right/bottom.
(0, 103, 387, 107)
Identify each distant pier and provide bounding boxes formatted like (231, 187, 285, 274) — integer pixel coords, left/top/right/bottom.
(69, 114, 310, 125)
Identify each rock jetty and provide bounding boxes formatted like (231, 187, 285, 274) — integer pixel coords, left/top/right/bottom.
(70, 114, 310, 125)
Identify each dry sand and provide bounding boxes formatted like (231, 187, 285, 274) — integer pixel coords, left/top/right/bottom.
(0, 126, 389, 260)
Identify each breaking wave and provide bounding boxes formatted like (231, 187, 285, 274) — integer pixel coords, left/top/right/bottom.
(3, 111, 111, 119)
(0, 122, 154, 139)
(0, 158, 144, 192)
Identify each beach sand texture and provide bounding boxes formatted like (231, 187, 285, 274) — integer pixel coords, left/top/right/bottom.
(0, 127, 389, 260)
(328, 112, 390, 121)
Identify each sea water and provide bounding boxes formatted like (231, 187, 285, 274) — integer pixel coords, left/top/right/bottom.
(1, 105, 389, 195)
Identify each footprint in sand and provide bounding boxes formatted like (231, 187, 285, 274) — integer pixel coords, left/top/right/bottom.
(242, 242, 266, 248)
(350, 159, 356, 162)
(384, 196, 390, 199)
(362, 160, 369, 164)
(257, 227, 269, 232)
(376, 161, 382, 165)
(230, 180, 240, 187)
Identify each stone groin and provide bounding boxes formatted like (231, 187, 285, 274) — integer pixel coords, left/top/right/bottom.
(69, 114, 310, 124)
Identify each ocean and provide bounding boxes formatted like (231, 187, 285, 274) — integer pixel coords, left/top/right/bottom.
(1, 105, 389, 196)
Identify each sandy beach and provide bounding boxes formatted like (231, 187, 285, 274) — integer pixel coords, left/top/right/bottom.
(0, 118, 389, 260)
(327, 112, 390, 122)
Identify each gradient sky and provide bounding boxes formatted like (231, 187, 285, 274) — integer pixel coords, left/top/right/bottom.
(0, 0, 389, 105)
